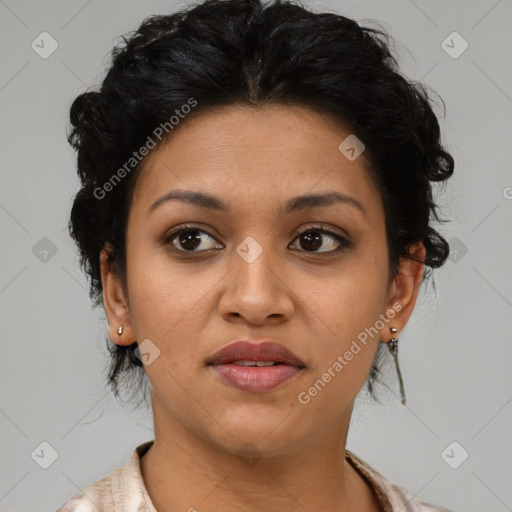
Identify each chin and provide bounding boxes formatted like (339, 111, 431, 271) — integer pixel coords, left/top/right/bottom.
(211, 431, 302, 461)
(203, 406, 309, 457)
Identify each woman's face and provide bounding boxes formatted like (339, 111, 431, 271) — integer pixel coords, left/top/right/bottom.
(102, 104, 422, 457)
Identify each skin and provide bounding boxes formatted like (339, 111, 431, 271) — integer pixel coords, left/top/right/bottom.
(100, 104, 426, 512)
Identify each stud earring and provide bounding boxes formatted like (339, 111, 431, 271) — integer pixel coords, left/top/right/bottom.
(388, 327, 406, 405)
(117, 326, 123, 335)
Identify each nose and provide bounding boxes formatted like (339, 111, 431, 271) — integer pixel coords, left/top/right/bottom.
(218, 239, 294, 326)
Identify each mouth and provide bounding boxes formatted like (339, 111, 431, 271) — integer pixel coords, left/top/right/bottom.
(207, 340, 306, 393)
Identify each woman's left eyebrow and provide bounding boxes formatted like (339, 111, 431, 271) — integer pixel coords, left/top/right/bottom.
(281, 191, 367, 219)
(147, 189, 367, 220)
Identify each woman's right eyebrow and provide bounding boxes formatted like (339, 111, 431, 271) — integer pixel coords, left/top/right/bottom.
(147, 189, 229, 216)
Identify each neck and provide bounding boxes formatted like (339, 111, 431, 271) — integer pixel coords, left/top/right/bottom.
(140, 396, 379, 512)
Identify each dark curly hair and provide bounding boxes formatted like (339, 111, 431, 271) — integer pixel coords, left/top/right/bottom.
(67, 0, 454, 408)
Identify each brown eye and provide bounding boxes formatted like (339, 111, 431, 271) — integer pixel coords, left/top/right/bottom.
(164, 224, 351, 255)
(165, 226, 223, 252)
(290, 227, 351, 253)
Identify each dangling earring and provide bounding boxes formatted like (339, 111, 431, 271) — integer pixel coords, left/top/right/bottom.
(117, 326, 123, 335)
(388, 327, 406, 405)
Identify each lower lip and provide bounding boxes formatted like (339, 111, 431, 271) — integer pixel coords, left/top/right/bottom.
(210, 363, 302, 392)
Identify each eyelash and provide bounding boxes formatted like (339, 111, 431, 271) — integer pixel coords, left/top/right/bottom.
(163, 223, 352, 255)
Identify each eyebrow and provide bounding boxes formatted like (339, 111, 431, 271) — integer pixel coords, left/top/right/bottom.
(147, 189, 366, 218)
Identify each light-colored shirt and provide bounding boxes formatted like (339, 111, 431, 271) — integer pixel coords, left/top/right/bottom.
(56, 441, 454, 512)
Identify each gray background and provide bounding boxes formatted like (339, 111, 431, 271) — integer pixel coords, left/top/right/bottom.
(1, 0, 511, 511)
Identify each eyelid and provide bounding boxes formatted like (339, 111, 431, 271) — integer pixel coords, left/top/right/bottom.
(294, 223, 350, 242)
(163, 223, 222, 250)
(292, 224, 352, 251)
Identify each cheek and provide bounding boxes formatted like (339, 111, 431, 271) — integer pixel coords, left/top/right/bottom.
(299, 257, 387, 385)
(125, 241, 211, 334)
(297, 285, 382, 418)
(309, 259, 387, 338)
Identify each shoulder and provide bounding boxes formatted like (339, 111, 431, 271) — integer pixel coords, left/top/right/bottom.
(387, 481, 455, 512)
(56, 441, 156, 512)
(345, 449, 455, 512)
(56, 466, 127, 512)
(56, 471, 117, 511)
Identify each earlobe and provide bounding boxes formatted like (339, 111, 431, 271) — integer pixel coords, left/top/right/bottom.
(99, 246, 136, 346)
(376, 243, 426, 405)
(380, 242, 426, 339)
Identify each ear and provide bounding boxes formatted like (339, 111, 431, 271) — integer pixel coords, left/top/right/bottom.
(100, 244, 136, 346)
(379, 242, 426, 342)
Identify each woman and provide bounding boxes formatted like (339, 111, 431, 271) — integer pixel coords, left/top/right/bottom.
(58, 0, 455, 510)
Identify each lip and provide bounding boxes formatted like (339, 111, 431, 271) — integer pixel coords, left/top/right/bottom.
(207, 340, 305, 366)
(207, 340, 305, 393)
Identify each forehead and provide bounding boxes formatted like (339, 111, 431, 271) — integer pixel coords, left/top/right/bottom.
(130, 104, 380, 218)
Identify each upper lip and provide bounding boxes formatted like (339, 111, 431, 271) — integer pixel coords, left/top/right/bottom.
(207, 340, 305, 367)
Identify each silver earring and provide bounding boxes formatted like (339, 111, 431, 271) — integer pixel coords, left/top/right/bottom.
(388, 327, 406, 405)
(117, 326, 123, 335)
